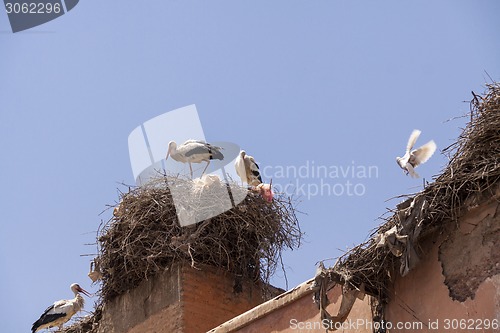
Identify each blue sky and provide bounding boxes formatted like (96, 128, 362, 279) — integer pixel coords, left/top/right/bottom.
(1, 1, 499, 331)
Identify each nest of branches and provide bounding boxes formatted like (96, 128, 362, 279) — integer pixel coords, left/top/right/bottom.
(97, 176, 301, 303)
(326, 83, 500, 302)
(424, 83, 500, 226)
(61, 305, 103, 333)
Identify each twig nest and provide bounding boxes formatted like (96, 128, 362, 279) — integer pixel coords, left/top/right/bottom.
(97, 175, 302, 302)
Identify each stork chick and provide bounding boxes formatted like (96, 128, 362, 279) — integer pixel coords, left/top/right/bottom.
(255, 182, 274, 202)
(396, 129, 437, 178)
(32, 283, 91, 333)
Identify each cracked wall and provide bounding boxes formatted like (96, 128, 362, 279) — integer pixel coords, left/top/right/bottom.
(439, 198, 500, 302)
(96, 263, 265, 333)
(386, 196, 500, 332)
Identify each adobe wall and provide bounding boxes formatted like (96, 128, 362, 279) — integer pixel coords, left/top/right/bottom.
(212, 195, 500, 333)
(97, 264, 183, 333)
(240, 287, 373, 333)
(182, 264, 265, 333)
(96, 263, 266, 333)
(209, 279, 374, 333)
(386, 198, 500, 332)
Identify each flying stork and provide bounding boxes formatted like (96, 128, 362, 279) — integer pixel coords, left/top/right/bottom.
(396, 129, 437, 178)
(32, 283, 91, 333)
(235, 150, 262, 186)
(166, 140, 224, 178)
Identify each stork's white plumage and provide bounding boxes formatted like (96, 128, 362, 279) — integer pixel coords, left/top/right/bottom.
(32, 283, 91, 333)
(396, 129, 437, 178)
(166, 140, 224, 178)
(235, 150, 262, 186)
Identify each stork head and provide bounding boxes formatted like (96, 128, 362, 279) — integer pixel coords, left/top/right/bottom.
(70, 283, 91, 297)
(166, 141, 177, 160)
(240, 150, 246, 158)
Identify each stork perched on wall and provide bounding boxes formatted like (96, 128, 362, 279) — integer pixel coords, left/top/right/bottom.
(166, 140, 224, 178)
(32, 283, 91, 333)
(396, 129, 437, 178)
(235, 150, 262, 186)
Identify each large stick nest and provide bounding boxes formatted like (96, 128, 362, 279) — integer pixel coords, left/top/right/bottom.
(324, 83, 500, 302)
(61, 305, 103, 333)
(97, 176, 302, 302)
(62, 178, 301, 333)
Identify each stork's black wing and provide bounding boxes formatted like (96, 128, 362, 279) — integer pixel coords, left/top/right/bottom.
(31, 304, 65, 332)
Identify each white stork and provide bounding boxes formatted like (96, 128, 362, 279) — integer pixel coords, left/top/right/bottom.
(235, 150, 262, 186)
(32, 283, 91, 333)
(166, 140, 224, 178)
(396, 129, 437, 178)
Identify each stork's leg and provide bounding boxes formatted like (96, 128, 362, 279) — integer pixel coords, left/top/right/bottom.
(201, 160, 210, 176)
(189, 163, 194, 178)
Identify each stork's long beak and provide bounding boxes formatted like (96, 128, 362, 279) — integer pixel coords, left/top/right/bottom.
(78, 286, 91, 297)
(166, 150, 170, 161)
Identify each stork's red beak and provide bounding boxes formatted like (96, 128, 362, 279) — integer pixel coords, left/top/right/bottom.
(78, 286, 91, 297)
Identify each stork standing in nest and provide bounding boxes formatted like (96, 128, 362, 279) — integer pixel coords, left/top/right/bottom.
(396, 129, 437, 178)
(235, 150, 262, 186)
(166, 140, 224, 178)
(32, 283, 91, 332)
(235, 150, 273, 202)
